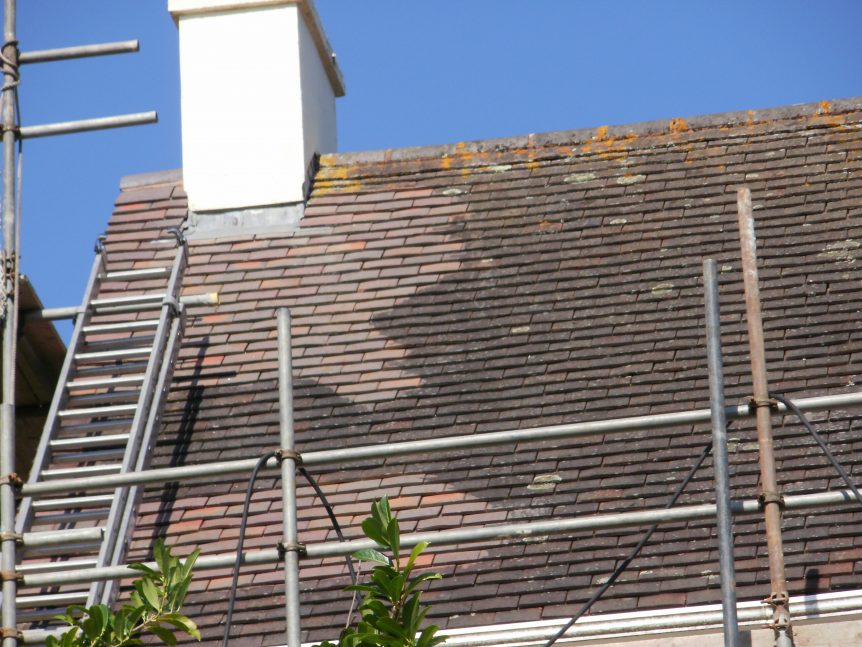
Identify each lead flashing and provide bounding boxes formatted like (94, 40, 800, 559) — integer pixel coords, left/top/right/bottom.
(183, 203, 306, 240)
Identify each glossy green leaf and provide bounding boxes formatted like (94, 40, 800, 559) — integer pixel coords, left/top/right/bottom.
(147, 624, 178, 646)
(352, 548, 390, 564)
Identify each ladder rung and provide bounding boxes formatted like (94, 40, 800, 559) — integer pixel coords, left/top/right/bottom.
(33, 495, 115, 511)
(50, 433, 130, 451)
(16, 591, 88, 609)
(18, 607, 79, 623)
(58, 418, 132, 434)
(16, 559, 97, 575)
(50, 447, 127, 463)
(65, 390, 140, 407)
(104, 267, 171, 281)
(83, 319, 160, 334)
(67, 374, 145, 390)
(91, 293, 166, 312)
(42, 463, 122, 479)
(80, 335, 155, 353)
(74, 362, 149, 380)
(33, 509, 111, 524)
(74, 346, 153, 362)
(58, 404, 137, 419)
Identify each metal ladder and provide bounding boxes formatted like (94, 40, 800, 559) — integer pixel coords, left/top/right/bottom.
(15, 230, 189, 620)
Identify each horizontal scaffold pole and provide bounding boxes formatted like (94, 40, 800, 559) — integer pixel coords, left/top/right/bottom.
(22, 293, 219, 322)
(19, 390, 862, 498)
(18, 488, 861, 588)
(19, 111, 157, 139)
(19, 40, 139, 64)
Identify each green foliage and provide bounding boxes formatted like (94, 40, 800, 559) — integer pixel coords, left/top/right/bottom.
(47, 539, 201, 647)
(319, 497, 445, 647)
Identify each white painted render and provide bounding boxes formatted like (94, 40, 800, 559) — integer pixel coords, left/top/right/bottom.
(169, 0, 340, 212)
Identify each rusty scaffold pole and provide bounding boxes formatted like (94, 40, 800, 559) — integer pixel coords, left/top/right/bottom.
(736, 187, 792, 647)
(0, 0, 19, 644)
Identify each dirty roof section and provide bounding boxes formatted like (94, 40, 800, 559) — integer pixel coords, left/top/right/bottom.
(95, 98, 862, 644)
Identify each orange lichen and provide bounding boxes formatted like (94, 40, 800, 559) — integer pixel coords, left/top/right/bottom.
(818, 100, 832, 114)
(668, 118, 690, 133)
(594, 125, 610, 141)
(314, 180, 363, 196)
(318, 153, 338, 166)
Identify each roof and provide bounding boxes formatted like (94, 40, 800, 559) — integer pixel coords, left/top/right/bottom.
(98, 97, 862, 644)
(13, 278, 65, 479)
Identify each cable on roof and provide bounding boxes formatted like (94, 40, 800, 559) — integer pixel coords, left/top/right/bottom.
(770, 392, 862, 508)
(221, 455, 359, 647)
(298, 466, 357, 585)
(543, 434, 718, 647)
(222, 451, 277, 647)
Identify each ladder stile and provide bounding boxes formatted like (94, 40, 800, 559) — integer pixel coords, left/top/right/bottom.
(15, 254, 103, 535)
(88, 241, 188, 607)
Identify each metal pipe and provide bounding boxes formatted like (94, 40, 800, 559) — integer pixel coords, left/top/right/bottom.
(703, 259, 739, 647)
(438, 589, 862, 646)
(19, 487, 862, 588)
(19, 111, 157, 139)
(19, 390, 862, 498)
(21, 527, 102, 548)
(20, 305, 81, 321)
(278, 309, 302, 647)
(22, 293, 218, 322)
(0, 0, 18, 642)
(737, 187, 792, 646)
(19, 40, 139, 64)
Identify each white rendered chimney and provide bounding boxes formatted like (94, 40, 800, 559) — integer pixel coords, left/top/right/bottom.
(169, 0, 345, 212)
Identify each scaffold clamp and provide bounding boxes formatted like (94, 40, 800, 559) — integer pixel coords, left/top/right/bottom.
(278, 541, 307, 557)
(0, 472, 22, 489)
(0, 570, 21, 582)
(759, 490, 784, 508)
(276, 449, 303, 465)
(0, 628, 22, 640)
(748, 396, 779, 412)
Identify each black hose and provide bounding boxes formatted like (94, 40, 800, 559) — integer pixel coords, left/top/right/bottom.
(299, 466, 357, 585)
(770, 392, 862, 507)
(222, 451, 278, 647)
(221, 455, 358, 647)
(543, 437, 715, 647)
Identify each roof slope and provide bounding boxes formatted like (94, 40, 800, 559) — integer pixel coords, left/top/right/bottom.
(98, 98, 862, 644)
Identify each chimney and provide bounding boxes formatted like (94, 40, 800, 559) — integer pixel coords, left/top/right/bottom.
(168, 0, 345, 213)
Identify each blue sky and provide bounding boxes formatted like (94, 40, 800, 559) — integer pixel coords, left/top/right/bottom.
(11, 1, 862, 338)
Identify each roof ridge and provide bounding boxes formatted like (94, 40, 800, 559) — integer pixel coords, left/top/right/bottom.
(324, 96, 862, 167)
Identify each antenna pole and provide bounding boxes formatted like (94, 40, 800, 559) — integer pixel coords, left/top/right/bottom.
(0, 0, 19, 643)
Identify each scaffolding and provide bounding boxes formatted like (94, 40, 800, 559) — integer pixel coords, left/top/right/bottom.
(3, 3, 862, 647)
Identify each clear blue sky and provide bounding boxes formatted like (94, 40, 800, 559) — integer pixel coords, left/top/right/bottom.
(11, 1, 862, 339)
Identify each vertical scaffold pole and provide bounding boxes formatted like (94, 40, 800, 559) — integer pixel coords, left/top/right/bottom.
(278, 308, 301, 647)
(703, 259, 740, 647)
(0, 0, 18, 644)
(736, 188, 793, 647)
